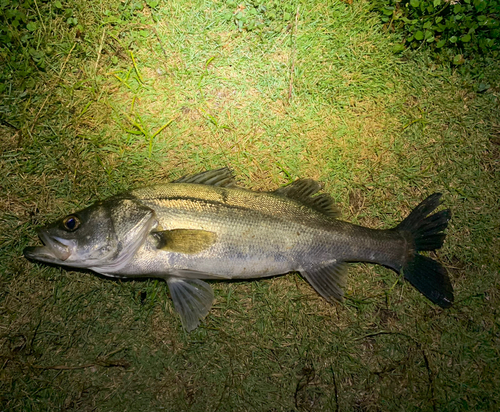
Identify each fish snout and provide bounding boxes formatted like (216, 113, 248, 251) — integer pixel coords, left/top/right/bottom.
(24, 229, 73, 262)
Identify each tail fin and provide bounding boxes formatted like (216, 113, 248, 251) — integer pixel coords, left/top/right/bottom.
(397, 193, 454, 308)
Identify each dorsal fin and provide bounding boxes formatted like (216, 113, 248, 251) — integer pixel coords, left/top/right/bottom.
(274, 179, 340, 218)
(172, 168, 237, 187)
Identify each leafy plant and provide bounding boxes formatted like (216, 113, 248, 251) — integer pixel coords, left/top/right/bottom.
(0, 0, 41, 86)
(222, 0, 296, 34)
(0, 0, 88, 89)
(374, 0, 499, 63)
(145, 0, 159, 8)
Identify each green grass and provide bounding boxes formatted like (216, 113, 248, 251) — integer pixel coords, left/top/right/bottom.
(1, 0, 499, 410)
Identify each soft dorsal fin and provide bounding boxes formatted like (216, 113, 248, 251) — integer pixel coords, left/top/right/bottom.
(274, 179, 340, 218)
(300, 261, 347, 303)
(153, 229, 217, 254)
(166, 277, 214, 331)
(172, 168, 237, 187)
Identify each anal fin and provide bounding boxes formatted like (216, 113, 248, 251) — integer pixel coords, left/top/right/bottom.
(300, 261, 347, 303)
(166, 277, 214, 331)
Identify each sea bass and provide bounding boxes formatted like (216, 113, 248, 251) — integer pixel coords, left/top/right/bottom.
(24, 168, 454, 331)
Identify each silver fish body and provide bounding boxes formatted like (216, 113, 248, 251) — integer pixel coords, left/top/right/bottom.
(24, 168, 454, 330)
(121, 184, 404, 279)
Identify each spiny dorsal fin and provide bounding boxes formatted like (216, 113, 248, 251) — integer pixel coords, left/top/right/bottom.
(172, 168, 237, 188)
(300, 261, 347, 303)
(274, 179, 340, 218)
(166, 277, 213, 331)
(153, 229, 217, 254)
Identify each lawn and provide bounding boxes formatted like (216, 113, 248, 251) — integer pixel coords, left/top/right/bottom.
(1, 0, 499, 410)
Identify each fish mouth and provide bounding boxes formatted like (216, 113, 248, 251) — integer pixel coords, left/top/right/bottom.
(23, 229, 72, 262)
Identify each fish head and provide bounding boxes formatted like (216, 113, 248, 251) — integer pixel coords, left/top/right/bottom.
(24, 198, 156, 270)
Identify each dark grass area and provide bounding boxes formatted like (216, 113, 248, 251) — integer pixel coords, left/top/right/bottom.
(1, 0, 499, 410)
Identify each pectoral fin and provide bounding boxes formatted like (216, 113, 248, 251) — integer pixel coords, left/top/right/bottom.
(154, 229, 217, 254)
(301, 261, 347, 303)
(166, 277, 214, 331)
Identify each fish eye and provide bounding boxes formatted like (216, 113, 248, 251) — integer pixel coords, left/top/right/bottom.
(63, 215, 80, 231)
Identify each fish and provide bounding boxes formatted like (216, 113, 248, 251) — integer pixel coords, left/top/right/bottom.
(24, 168, 454, 331)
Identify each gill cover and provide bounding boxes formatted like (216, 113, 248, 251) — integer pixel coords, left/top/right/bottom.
(92, 198, 156, 273)
(24, 198, 155, 271)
